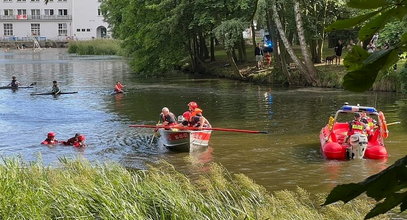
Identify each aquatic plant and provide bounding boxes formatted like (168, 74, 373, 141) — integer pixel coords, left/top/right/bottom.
(0, 157, 389, 219)
(68, 39, 123, 56)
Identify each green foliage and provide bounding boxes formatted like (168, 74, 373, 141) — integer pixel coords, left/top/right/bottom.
(214, 19, 247, 50)
(400, 64, 407, 93)
(326, 0, 407, 92)
(67, 39, 123, 55)
(0, 157, 390, 219)
(323, 155, 407, 219)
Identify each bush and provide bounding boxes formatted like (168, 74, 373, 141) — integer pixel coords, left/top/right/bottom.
(67, 39, 123, 56)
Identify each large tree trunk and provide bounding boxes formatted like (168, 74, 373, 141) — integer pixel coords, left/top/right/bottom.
(250, 0, 260, 49)
(271, 0, 312, 85)
(293, 1, 318, 86)
(240, 33, 247, 62)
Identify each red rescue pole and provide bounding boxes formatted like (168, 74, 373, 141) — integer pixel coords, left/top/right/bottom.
(129, 124, 268, 134)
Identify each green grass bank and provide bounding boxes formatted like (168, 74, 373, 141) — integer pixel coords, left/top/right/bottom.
(0, 157, 390, 219)
(68, 39, 123, 56)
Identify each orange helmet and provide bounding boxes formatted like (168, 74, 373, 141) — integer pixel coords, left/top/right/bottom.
(194, 108, 203, 114)
(188, 101, 198, 109)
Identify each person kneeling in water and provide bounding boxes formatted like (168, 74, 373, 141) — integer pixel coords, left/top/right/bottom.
(63, 133, 86, 147)
(41, 132, 59, 145)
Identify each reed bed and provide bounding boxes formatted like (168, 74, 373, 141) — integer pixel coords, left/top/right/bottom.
(68, 39, 123, 55)
(0, 157, 388, 219)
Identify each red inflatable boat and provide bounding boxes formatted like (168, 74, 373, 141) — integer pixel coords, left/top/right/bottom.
(320, 105, 389, 160)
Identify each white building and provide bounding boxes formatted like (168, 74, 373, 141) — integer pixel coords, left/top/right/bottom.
(0, 0, 108, 41)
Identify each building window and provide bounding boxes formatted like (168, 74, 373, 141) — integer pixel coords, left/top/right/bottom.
(45, 9, 54, 15)
(81, 29, 85, 32)
(17, 0, 26, 2)
(4, 9, 13, 16)
(4, 24, 13, 36)
(17, 9, 27, 15)
(57, 0, 67, 2)
(58, 9, 68, 15)
(31, 9, 40, 19)
(76, 29, 80, 32)
(58, 23, 67, 36)
(31, 0, 39, 2)
(3, 0, 13, 2)
(87, 29, 90, 32)
(98, 9, 101, 16)
(31, 23, 40, 36)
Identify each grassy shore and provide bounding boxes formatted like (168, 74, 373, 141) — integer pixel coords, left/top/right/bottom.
(68, 39, 123, 55)
(0, 157, 389, 219)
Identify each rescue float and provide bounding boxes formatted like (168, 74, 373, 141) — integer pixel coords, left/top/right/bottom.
(320, 105, 389, 160)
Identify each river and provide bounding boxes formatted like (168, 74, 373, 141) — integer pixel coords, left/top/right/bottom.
(0, 49, 406, 193)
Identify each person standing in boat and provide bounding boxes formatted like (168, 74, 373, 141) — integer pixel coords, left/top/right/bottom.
(346, 112, 367, 142)
(51, 81, 61, 95)
(41, 132, 59, 145)
(7, 76, 20, 88)
(114, 81, 125, 93)
(160, 107, 177, 126)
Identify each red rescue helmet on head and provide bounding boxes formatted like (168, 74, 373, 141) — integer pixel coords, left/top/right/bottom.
(47, 132, 55, 137)
(188, 101, 198, 109)
(78, 135, 85, 141)
(182, 111, 191, 120)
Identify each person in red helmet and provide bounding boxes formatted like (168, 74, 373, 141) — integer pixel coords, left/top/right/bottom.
(188, 101, 198, 111)
(73, 135, 86, 148)
(114, 81, 125, 93)
(41, 132, 59, 145)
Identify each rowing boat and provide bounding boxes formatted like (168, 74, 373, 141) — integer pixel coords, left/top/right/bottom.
(0, 86, 34, 89)
(30, 92, 78, 96)
(158, 128, 212, 152)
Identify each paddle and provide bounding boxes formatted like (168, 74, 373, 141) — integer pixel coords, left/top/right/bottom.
(129, 124, 268, 134)
(387, 121, 401, 126)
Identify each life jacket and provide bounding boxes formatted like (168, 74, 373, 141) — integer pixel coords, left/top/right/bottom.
(348, 120, 366, 136)
(160, 112, 176, 125)
(190, 115, 201, 127)
(41, 138, 58, 145)
(114, 84, 123, 92)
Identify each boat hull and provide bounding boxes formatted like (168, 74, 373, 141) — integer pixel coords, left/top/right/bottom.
(30, 92, 78, 95)
(0, 86, 33, 89)
(159, 129, 211, 152)
(320, 122, 388, 160)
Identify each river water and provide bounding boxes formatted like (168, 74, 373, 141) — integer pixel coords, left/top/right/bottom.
(0, 49, 406, 193)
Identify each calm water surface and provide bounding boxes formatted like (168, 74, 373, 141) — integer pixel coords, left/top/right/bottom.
(0, 49, 406, 193)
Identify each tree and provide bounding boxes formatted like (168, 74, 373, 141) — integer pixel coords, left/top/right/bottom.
(326, 0, 407, 92)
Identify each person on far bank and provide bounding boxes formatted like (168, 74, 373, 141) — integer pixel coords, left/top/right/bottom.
(255, 43, 264, 69)
(7, 76, 20, 88)
(334, 40, 343, 65)
(51, 81, 60, 95)
(114, 81, 125, 93)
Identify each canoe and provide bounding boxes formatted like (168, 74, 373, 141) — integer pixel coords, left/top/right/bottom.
(30, 92, 78, 95)
(320, 105, 388, 160)
(0, 86, 34, 89)
(158, 128, 212, 152)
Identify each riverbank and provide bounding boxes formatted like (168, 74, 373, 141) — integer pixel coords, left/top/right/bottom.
(0, 157, 389, 219)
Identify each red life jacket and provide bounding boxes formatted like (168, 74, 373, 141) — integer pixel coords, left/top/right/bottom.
(41, 139, 58, 145)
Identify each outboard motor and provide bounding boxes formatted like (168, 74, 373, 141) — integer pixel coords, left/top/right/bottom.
(347, 133, 368, 159)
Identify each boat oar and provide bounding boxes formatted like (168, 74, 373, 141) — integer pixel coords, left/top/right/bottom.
(129, 125, 268, 134)
(148, 121, 160, 146)
(387, 121, 401, 126)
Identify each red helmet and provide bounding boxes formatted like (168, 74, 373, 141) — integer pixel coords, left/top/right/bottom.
(182, 111, 191, 120)
(47, 132, 55, 137)
(188, 101, 198, 109)
(78, 135, 85, 141)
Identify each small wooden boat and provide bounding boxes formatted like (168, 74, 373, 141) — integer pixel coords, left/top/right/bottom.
(158, 128, 212, 152)
(320, 105, 389, 160)
(0, 86, 34, 89)
(30, 91, 78, 96)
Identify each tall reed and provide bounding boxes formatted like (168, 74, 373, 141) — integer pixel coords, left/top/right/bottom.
(68, 39, 123, 55)
(0, 157, 389, 219)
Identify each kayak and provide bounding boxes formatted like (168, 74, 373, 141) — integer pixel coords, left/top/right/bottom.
(0, 86, 34, 89)
(30, 92, 78, 96)
(320, 104, 388, 160)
